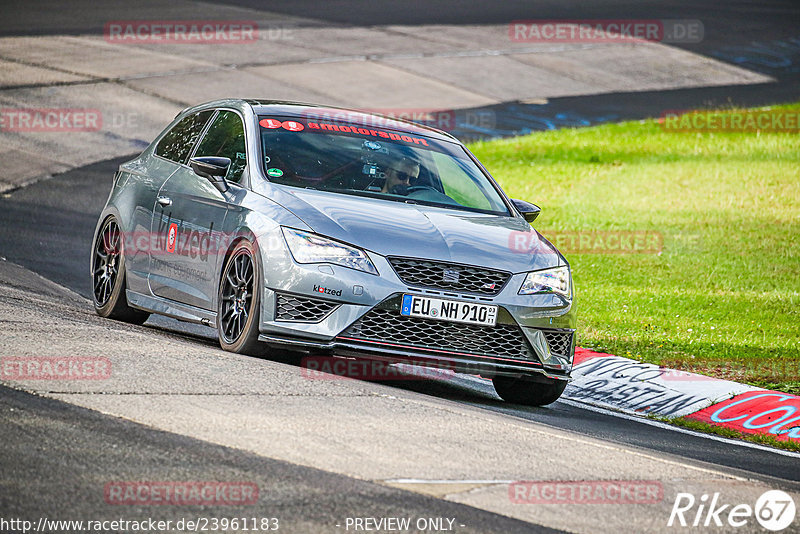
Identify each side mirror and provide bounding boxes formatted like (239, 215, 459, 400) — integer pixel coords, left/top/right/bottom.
(190, 156, 231, 193)
(511, 199, 541, 223)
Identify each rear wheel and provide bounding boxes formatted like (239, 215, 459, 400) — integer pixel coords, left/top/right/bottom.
(492, 374, 567, 406)
(91, 216, 150, 324)
(217, 240, 264, 355)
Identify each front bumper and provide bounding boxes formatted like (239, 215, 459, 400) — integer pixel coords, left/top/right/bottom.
(258, 333, 571, 381)
(257, 231, 576, 380)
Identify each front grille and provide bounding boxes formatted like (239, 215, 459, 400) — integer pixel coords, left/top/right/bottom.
(275, 293, 339, 322)
(388, 257, 511, 295)
(543, 330, 573, 357)
(339, 307, 534, 360)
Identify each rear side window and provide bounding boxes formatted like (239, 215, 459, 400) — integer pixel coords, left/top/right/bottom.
(194, 110, 247, 183)
(155, 110, 214, 164)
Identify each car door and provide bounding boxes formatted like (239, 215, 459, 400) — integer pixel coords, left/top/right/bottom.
(149, 109, 248, 311)
(126, 110, 214, 292)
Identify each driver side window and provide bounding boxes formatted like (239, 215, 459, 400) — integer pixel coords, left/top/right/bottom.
(155, 110, 214, 164)
(194, 110, 248, 183)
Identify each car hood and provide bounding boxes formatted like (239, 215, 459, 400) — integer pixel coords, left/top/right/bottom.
(266, 186, 565, 273)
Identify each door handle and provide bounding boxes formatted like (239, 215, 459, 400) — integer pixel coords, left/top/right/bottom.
(157, 196, 172, 207)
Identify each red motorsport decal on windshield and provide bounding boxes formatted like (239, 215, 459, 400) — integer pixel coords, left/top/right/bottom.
(509, 230, 663, 255)
(301, 108, 434, 132)
(104, 481, 259, 505)
(104, 20, 258, 44)
(262, 118, 431, 147)
(509, 480, 663, 504)
(660, 109, 800, 132)
(509, 19, 703, 43)
(1, 357, 111, 380)
(300, 357, 456, 381)
(269, 110, 495, 133)
(308, 121, 429, 145)
(685, 391, 800, 441)
(0, 108, 102, 132)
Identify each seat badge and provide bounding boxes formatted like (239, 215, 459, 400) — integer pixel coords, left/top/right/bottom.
(443, 269, 460, 283)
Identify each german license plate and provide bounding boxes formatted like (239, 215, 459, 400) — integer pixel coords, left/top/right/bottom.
(400, 294, 497, 327)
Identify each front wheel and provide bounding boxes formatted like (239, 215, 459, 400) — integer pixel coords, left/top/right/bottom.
(217, 240, 264, 355)
(492, 375, 567, 406)
(91, 216, 150, 324)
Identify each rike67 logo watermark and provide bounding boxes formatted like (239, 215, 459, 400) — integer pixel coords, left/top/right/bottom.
(669, 490, 796, 531)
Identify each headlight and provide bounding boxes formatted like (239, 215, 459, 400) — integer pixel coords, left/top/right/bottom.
(519, 266, 571, 298)
(282, 227, 378, 275)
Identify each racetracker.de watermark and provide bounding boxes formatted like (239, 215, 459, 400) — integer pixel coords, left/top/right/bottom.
(660, 109, 800, 132)
(112, 230, 283, 261)
(509, 480, 663, 504)
(103, 20, 290, 44)
(509, 19, 703, 43)
(299, 108, 496, 133)
(104, 481, 259, 506)
(1, 357, 111, 380)
(509, 230, 663, 255)
(0, 108, 102, 132)
(300, 357, 456, 381)
(363, 108, 495, 133)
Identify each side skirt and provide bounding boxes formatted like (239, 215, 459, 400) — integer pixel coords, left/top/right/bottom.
(126, 290, 217, 327)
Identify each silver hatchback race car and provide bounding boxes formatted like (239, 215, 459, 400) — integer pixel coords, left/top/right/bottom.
(91, 99, 576, 405)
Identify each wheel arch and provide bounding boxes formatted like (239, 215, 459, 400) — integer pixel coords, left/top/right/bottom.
(216, 226, 263, 303)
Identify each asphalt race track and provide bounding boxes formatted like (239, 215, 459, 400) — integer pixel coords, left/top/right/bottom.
(2, 153, 799, 468)
(2, 1, 800, 533)
(0, 385, 552, 534)
(1, 138, 799, 534)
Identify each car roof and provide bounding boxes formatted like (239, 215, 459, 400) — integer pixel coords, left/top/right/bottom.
(179, 99, 460, 143)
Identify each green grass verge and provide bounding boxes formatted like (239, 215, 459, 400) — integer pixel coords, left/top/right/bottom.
(468, 103, 800, 393)
(648, 415, 800, 453)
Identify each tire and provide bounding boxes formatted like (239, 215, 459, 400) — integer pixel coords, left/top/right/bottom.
(492, 374, 567, 406)
(91, 216, 150, 325)
(217, 240, 264, 355)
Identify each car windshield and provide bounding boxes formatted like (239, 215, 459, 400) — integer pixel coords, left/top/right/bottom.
(258, 116, 510, 215)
